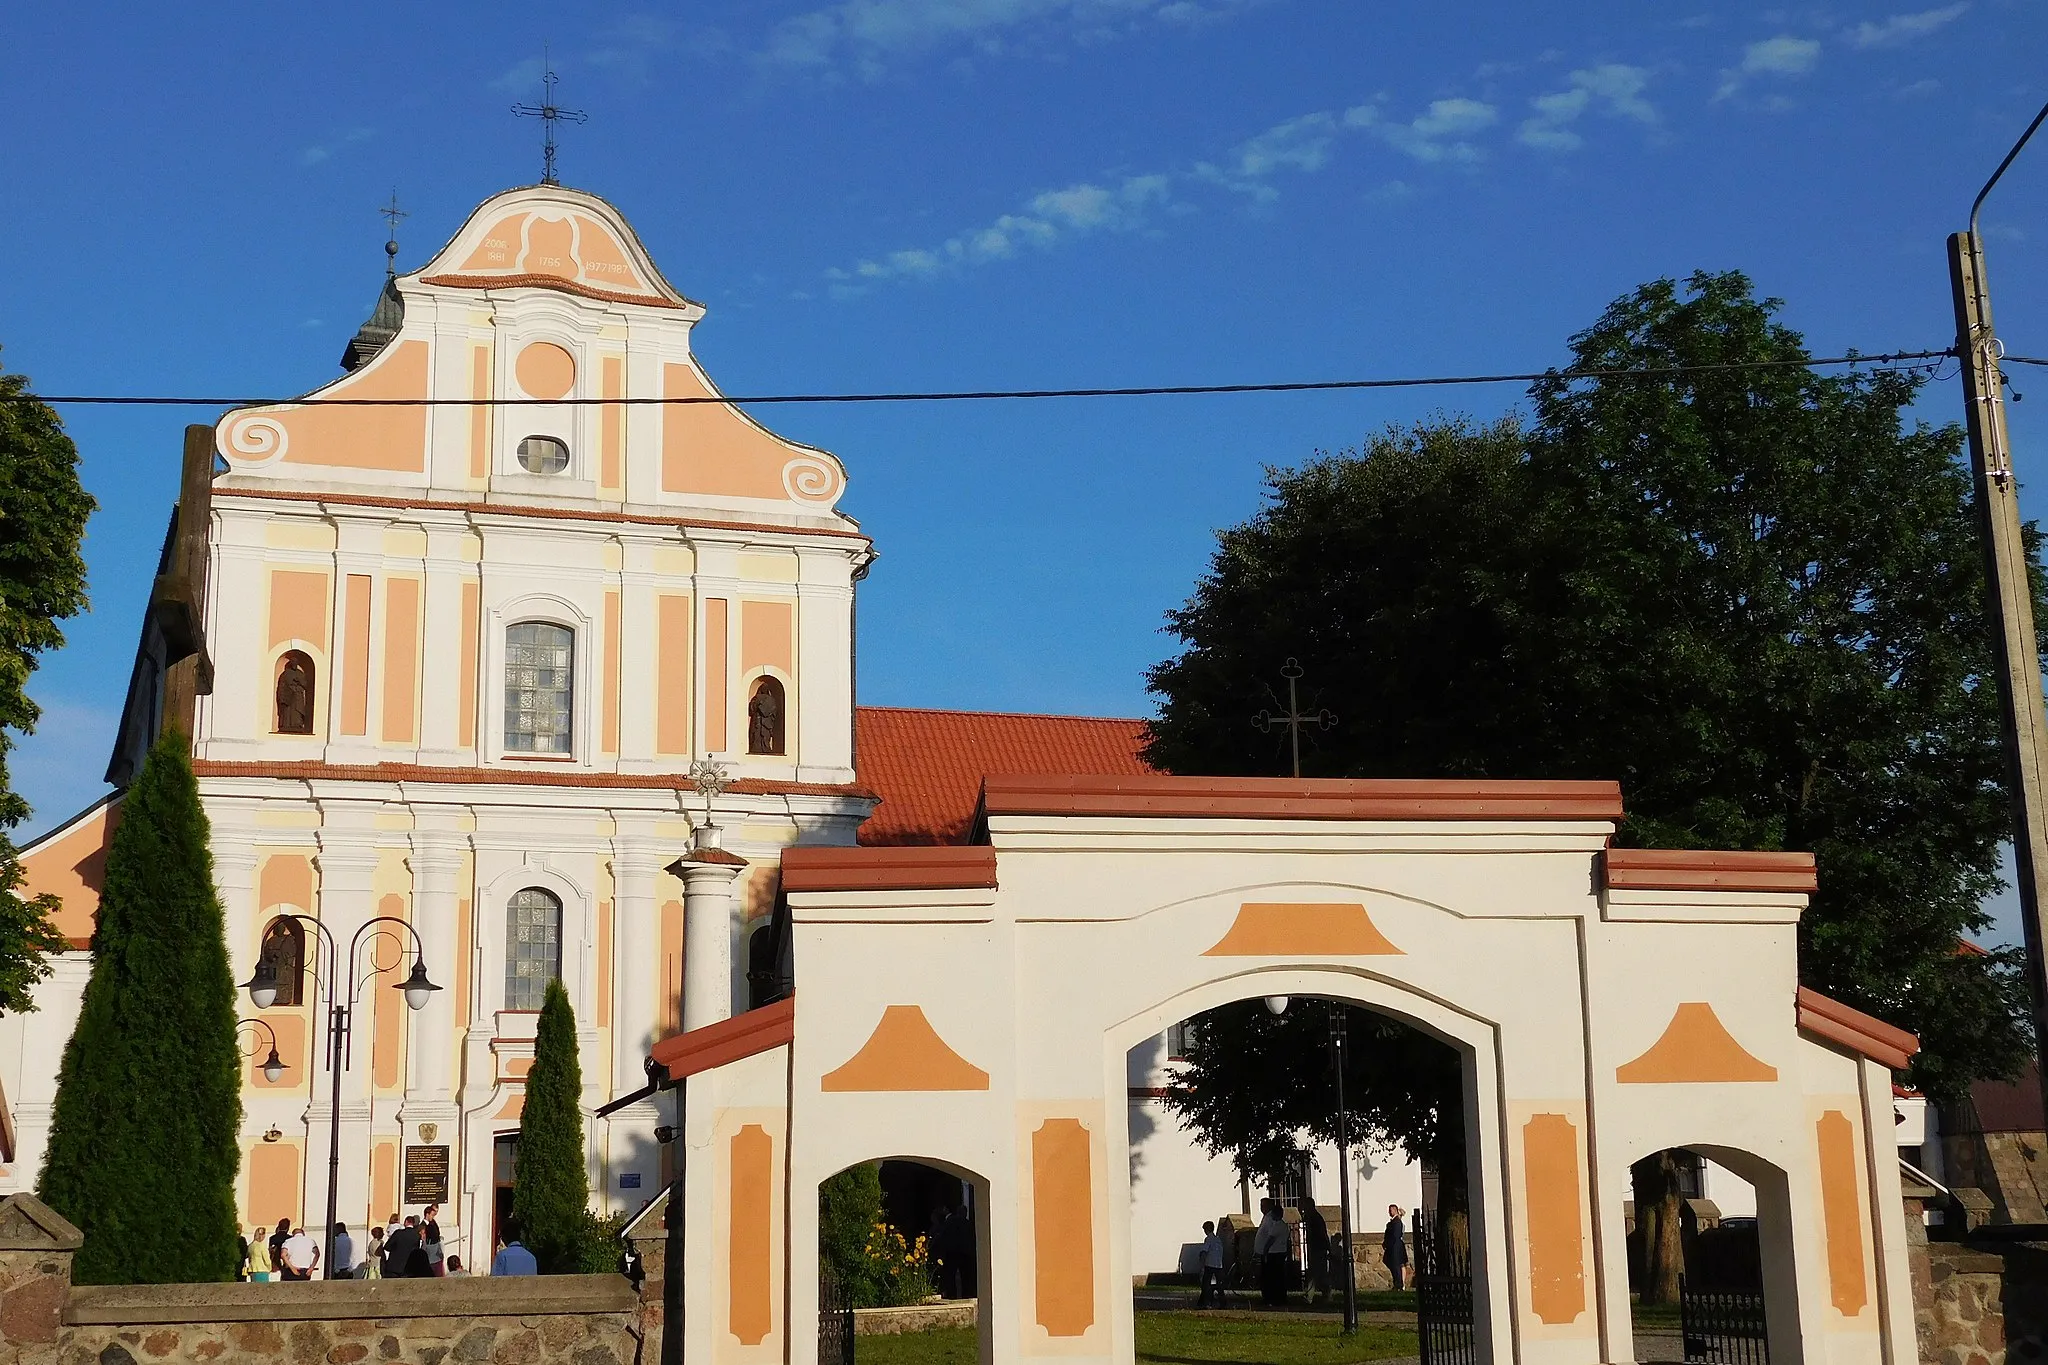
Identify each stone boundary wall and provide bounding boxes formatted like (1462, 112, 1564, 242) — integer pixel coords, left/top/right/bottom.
(852, 1302, 976, 1336)
(0, 1197, 655, 1365)
(1902, 1183, 2048, 1365)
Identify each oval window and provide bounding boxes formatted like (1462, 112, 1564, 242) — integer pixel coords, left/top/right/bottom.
(517, 436, 570, 475)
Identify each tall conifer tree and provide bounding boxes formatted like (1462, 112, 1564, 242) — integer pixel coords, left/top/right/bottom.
(514, 978, 589, 1272)
(39, 732, 242, 1283)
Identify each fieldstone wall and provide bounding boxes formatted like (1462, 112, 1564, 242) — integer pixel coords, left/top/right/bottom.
(1903, 1184, 2048, 1365)
(0, 1197, 651, 1365)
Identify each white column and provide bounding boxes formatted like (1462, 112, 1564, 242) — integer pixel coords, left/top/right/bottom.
(677, 829, 742, 1032)
(795, 548, 857, 784)
(612, 825, 667, 1079)
(403, 818, 466, 1110)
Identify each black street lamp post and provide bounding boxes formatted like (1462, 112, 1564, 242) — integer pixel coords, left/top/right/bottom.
(242, 914, 440, 1278)
(1327, 1003, 1358, 1334)
(237, 1018, 289, 1085)
(1264, 993, 1359, 1332)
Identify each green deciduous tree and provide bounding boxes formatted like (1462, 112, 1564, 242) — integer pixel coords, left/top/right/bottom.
(38, 733, 241, 1283)
(514, 978, 590, 1272)
(0, 354, 95, 1016)
(1147, 271, 2035, 1111)
(1163, 1002, 1464, 1206)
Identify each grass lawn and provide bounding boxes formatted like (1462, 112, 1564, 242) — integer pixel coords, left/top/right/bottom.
(857, 1313, 1418, 1365)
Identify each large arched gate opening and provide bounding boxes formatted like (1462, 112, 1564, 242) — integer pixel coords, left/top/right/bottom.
(1102, 966, 1509, 1365)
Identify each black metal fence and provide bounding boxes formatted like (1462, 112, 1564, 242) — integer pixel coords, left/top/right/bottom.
(1412, 1210, 1475, 1365)
(819, 1273, 856, 1365)
(1679, 1276, 1769, 1365)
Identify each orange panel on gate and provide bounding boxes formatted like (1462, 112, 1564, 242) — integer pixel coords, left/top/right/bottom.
(728, 1124, 774, 1346)
(1616, 1004, 1778, 1084)
(341, 575, 373, 736)
(248, 1144, 302, 1229)
(706, 599, 730, 751)
(381, 579, 420, 744)
(1032, 1119, 1095, 1338)
(657, 595, 693, 755)
(1816, 1110, 1869, 1316)
(1522, 1114, 1586, 1324)
(820, 1007, 988, 1092)
(1203, 903, 1402, 957)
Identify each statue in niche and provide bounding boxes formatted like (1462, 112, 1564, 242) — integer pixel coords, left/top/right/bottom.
(275, 652, 315, 735)
(748, 677, 785, 756)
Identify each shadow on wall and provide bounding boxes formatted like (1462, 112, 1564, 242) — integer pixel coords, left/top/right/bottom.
(1128, 1034, 1163, 1192)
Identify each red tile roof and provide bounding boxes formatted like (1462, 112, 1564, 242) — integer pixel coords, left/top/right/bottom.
(855, 705, 1154, 845)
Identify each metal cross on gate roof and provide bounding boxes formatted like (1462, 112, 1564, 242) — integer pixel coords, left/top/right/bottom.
(1252, 657, 1338, 779)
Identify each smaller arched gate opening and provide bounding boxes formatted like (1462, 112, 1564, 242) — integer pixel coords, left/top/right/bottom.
(1619, 1142, 1800, 1365)
(817, 1156, 994, 1365)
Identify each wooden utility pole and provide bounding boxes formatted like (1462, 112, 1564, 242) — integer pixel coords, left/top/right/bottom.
(1951, 97, 2048, 1134)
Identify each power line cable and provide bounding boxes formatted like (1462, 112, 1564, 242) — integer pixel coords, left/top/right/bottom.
(3, 347, 1958, 409)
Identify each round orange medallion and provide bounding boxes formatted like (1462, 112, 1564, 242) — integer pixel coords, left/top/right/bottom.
(515, 342, 577, 400)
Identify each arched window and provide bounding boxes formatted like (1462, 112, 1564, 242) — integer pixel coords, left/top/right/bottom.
(505, 887, 563, 1011)
(260, 916, 306, 1007)
(505, 623, 573, 754)
(274, 651, 315, 735)
(747, 676, 786, 756)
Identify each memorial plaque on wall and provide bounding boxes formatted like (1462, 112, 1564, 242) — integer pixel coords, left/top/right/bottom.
(404, 1145, 450, 1205)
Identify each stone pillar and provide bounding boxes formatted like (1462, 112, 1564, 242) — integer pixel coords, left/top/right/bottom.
(0, 1194, 81, 1349)
(673, 828, 743, 1032)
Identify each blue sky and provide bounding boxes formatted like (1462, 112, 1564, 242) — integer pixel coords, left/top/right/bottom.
(5, 1, 2046, 939)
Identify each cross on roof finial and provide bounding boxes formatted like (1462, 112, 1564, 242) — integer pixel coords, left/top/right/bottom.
(379, 192, 408, 277)
(510, 47, 588, 187)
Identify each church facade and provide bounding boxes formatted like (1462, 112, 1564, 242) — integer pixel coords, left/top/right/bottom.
(7, 184, 879, 1267)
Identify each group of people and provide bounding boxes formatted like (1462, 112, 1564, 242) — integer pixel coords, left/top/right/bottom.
(238, 1204, 506, 1281)
(1195, 1200, 1410, 1308)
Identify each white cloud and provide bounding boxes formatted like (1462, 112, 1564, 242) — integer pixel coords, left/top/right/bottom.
(835, 174, 1171, 287)
(1715, 34, 1821, 100)
(759, 0, 1247, 75)
(1517, 64, 1656, 151)
(1373, 98, 1499, 163)
(1743, 35, 1822, 73)
(299, 127, 375, 167)
(1194, 113, 1341, 199)
(1850, 4, 1967, 47)
(491, 57, 547, 94)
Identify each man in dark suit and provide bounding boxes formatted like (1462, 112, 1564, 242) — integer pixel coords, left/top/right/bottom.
(382, 1216, 425, 1278)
